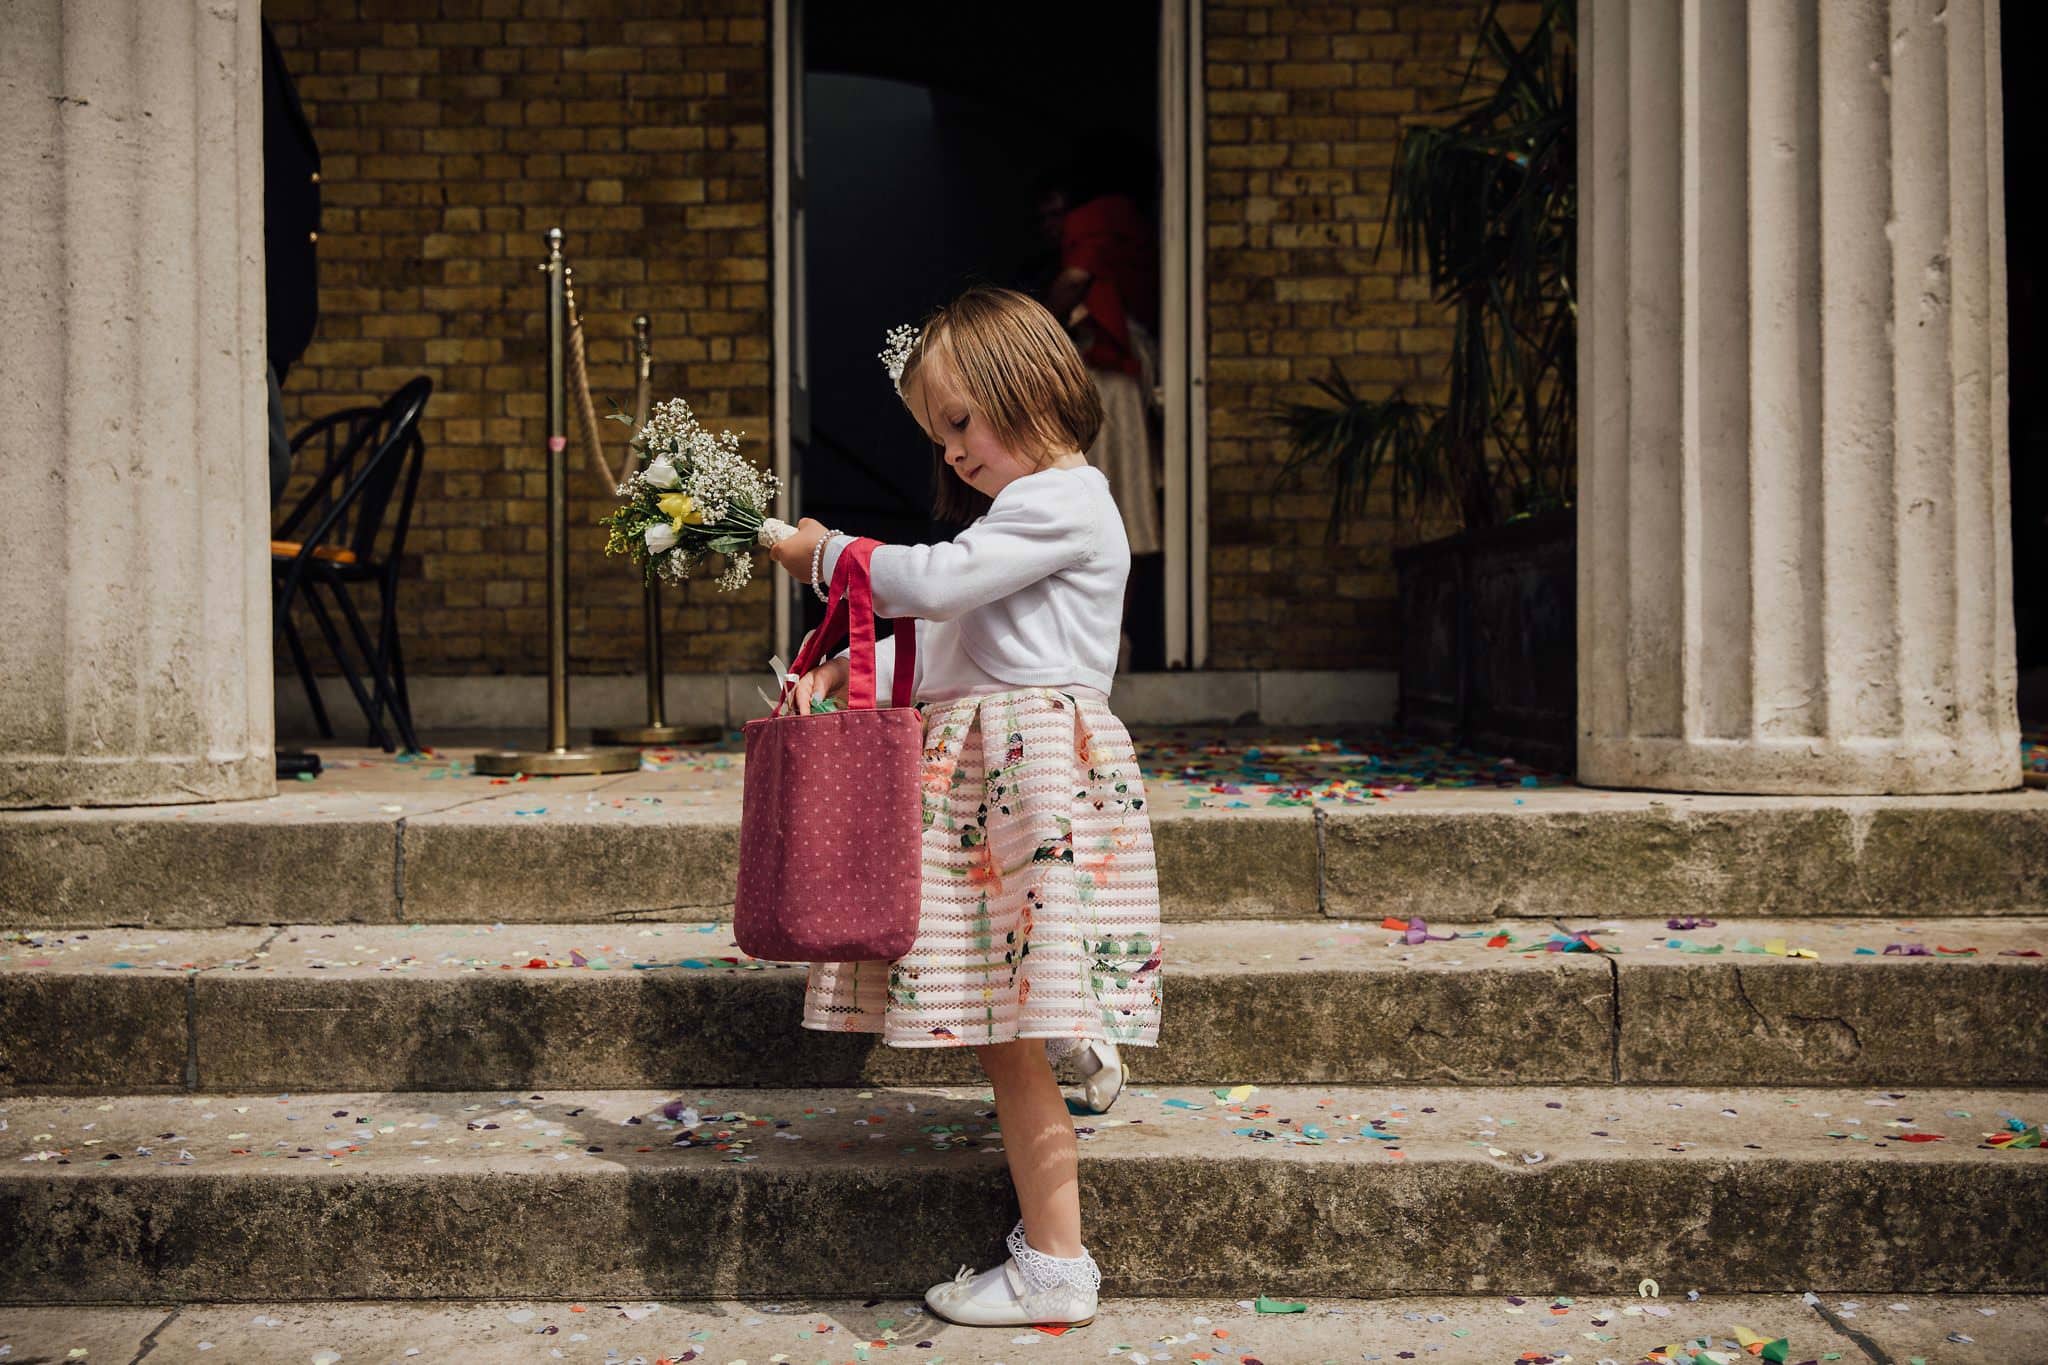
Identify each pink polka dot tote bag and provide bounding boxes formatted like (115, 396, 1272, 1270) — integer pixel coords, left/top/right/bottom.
(735, 537, 923, 963)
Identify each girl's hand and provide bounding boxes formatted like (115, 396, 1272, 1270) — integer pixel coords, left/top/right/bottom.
(789, 655, 850, 714)
(767, 517, 832, 578)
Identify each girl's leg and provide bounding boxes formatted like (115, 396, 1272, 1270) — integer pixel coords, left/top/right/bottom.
(974, 1038, 1083, 1258)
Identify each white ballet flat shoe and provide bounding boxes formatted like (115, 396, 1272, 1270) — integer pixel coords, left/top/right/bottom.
(1075, 1039, 1124, 1114)
(923, 1220, 1100, 1328)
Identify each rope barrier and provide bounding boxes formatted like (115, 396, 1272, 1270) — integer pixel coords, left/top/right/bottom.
(564, 267, 623, 492)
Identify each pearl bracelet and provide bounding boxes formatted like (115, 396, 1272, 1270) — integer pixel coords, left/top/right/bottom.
(809, 528, 844, 603)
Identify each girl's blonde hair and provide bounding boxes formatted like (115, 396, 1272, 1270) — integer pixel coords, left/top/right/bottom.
(899, 285, 1104, 524)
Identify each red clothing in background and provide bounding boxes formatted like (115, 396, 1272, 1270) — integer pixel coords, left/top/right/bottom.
(1060, 193, 1158, 378)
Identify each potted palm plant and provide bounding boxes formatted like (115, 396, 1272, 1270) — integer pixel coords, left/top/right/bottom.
(1274, 0, 1576, 769)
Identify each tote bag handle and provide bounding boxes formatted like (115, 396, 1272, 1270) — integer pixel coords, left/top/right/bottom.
(770, 537, 916, 717)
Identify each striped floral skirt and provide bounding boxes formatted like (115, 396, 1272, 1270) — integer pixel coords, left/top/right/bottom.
(801, 685, 1163, 1049)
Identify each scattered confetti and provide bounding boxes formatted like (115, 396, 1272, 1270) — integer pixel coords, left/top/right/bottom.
(1140, 728, 1561, 807)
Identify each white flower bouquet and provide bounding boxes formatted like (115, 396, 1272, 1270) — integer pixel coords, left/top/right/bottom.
(599, 398, 795, 592)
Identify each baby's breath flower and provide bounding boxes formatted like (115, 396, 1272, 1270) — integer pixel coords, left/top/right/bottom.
(598, 396, 784, 593)
(879, 323, 918, 390)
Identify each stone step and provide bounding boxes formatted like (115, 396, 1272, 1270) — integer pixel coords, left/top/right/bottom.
(3, 1083, 2042, 1303)
(5, 918, 2043, 1094)
(5, 763, 2044, 928)
(7, 1291, 2044, 1364)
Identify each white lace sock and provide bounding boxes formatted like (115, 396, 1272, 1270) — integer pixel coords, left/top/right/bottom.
(926, 1219, 1101, 1325)
(1004, 1218, 1102, 1294)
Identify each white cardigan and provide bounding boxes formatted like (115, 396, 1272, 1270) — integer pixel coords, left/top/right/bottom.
(822, 462, 1130, 702)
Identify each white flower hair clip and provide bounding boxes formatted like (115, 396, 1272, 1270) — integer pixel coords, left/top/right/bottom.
(878, 323, 918, 392)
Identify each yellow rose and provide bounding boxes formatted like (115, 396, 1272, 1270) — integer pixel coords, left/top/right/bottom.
(657, 492, 704, 530)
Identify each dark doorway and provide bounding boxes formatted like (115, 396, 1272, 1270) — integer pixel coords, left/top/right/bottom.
(798, 2, 1164, 669)
(2005, 0, 2048, 728)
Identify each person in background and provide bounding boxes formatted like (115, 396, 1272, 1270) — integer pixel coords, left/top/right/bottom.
(1033, 163, 1165, 672)
(1038, 173, 1157, 383)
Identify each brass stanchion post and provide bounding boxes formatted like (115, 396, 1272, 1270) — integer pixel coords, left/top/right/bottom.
(596, 314, 721, 746)
(591, 575, 719, 745)
(476, 229, 639, 777)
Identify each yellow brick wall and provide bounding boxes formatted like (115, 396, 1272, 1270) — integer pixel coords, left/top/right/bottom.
(268, 0, 773, 677)
(1203, 0, 1505, 669)
(273, 0, 1504, 677)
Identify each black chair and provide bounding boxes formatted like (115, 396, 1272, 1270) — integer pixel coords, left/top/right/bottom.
(272, 377, 432, 752)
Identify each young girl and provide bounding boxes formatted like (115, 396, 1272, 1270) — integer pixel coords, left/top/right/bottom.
(765, 286, 1163, 1329)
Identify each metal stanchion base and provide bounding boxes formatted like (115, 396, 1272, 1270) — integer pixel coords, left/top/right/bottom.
(473, 746, 642, 777)
(592, 722, 724, 745)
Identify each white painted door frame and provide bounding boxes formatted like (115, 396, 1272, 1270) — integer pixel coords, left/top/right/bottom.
(770, 0, 804, 669)
(1160, 0, 1209, 668)
(770, 0, 1208, 669)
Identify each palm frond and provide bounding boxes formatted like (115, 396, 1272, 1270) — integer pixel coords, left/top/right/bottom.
(1289, 0, 1576, 539)
(1272, 371, 1449, 541)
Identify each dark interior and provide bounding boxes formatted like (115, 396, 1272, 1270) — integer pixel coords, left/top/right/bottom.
(2002, 0, 2045, 720)
(798, 1, 1162, 662)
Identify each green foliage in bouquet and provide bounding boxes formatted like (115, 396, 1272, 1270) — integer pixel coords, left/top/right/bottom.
(599, 398, 785, 591)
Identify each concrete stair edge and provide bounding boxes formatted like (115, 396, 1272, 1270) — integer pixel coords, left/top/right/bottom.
(6, 794, 2048, 928)
(4, 917, 2044, 1093)
(2, 1083, 2044, 1302)
(10, 1292, 2048, 1365)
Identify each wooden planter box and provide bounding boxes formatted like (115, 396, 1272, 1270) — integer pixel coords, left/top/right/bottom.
(1394, 511, 1576, 772)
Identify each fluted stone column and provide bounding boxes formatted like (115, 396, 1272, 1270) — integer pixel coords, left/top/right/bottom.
(0, 1, 274, 807)
(1578, 0, 2017, 794)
